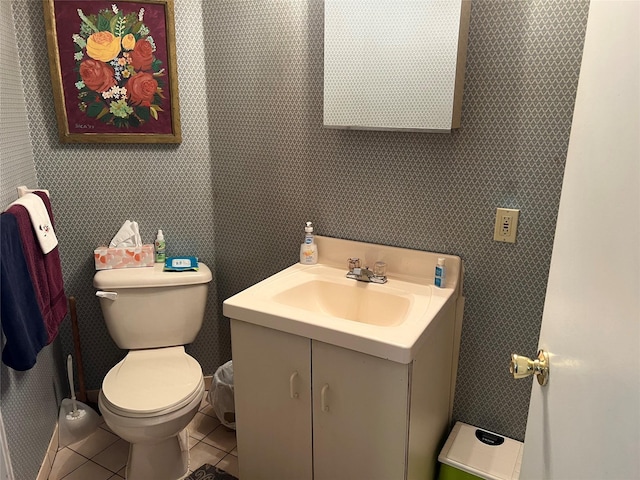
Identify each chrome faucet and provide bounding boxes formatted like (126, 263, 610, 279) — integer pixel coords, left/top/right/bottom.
(346, 258, 387, 284)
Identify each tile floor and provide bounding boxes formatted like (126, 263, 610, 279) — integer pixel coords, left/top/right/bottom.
(48, 392, 239, 480)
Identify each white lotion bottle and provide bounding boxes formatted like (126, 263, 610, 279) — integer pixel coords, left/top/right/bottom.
(434, 257, 446, 287)
(299, 221, 318, 265)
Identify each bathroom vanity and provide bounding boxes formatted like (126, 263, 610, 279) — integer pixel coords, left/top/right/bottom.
(224, 237, 464, 480)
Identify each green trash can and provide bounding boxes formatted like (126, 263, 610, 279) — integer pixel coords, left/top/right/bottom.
(438, 422, 524, 480)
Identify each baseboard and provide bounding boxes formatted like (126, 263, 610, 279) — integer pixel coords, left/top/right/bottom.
(36, 423, 58, 480)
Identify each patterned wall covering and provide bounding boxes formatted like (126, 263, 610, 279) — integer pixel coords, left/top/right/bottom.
(1, 1, 64, 478)
(1, 0, 38, 207)
(204, 0, 589, 441)
(12, 0, 227, 402)
(10, 0, 589, 446)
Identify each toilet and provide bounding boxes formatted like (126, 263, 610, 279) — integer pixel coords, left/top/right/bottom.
(93, 263, 212, 480)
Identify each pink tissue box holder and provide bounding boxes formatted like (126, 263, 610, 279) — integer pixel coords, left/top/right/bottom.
(94, 244, 155, 270)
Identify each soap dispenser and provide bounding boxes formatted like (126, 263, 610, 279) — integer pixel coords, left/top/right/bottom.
(299, 221, 318, 265)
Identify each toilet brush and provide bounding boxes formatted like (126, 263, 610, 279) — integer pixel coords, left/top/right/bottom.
(58, 354, 101, 447)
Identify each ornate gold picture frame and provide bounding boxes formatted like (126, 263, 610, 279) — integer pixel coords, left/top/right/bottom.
(43, 0, 181, 143)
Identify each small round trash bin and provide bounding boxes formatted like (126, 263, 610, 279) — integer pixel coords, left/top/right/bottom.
(207, 360, 235, 429)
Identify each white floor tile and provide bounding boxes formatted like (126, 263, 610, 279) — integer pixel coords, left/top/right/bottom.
(46, 390, 241, 479)
(199, 402, 217, 418)
(202, 425, 237, 453)
(217, 453, 240, 478)
(99, 421, 113, 434)
(91, 438, 130, 473)
(188, 442, 226, 472)
(60, 460, 113, 480)
(68, 427, 119, 458)
(49, 448, 88, 480)
(188, 412, 221, 440)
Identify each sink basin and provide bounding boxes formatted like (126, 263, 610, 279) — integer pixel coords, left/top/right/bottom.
(272, 279, 411, 327)
(223, 236, 462, 363)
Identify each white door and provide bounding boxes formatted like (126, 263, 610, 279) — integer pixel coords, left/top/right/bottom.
(520, 1, 639, 479)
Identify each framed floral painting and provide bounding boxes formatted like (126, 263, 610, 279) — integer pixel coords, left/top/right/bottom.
(43, 0, 181, 143)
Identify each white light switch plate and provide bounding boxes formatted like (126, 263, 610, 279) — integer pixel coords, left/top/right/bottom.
(494, 208, 520, 243)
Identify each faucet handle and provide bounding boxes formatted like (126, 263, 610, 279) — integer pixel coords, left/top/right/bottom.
(348, 258, 360, 271)
(373, 261, 387, 278)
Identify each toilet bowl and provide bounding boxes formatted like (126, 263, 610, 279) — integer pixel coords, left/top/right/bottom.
(94, 263, 212, 480)
(98, 347, 205, 479)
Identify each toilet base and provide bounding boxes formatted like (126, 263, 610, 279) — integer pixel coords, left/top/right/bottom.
(125, 428, 190, 480)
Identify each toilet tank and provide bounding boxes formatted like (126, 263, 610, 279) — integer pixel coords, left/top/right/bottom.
(94, 263, 212, 350)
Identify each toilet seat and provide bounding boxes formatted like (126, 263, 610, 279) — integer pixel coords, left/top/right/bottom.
(102, 346, 203, 417)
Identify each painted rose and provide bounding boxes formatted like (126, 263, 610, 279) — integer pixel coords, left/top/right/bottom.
(127, 72, 158, 106)
(86, 31, 121, 62)
(71, 5, 169, 129)
(130, 39, 154, 71)
(121, 33, 136, 51)
(79, 59, 117, 92)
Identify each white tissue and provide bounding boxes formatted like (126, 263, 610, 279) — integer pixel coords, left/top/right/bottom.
(109, 220, 142, 248)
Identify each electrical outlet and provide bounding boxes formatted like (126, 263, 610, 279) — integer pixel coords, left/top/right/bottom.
(494, 208, 519, 243)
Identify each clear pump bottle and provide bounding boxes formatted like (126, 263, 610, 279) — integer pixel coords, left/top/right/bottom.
(299, 221, 318, 265)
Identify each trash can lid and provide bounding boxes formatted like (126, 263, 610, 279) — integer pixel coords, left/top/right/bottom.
(438, 422, 524, 480)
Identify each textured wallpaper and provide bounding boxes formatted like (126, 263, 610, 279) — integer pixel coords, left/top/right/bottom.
(10, 0, 589, 446)
(204, 0, 589, 441)
(1, 0, 38, 207)
(12, 0, 227, 400)
(1, 1, 64, 478)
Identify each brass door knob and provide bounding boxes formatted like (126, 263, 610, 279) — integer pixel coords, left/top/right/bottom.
(510, 350, 549, 386)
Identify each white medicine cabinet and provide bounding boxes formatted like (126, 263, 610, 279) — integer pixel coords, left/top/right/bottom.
(323, 0, 471, 132)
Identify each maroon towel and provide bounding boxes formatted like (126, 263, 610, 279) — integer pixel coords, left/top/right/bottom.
(6, 191, 67, 343)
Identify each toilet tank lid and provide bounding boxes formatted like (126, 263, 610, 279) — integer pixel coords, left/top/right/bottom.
(94, 262, 212, 289)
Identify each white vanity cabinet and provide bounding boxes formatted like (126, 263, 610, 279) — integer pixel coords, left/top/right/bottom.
(231, 298, 456, 480)
(226, 236, 464, 480)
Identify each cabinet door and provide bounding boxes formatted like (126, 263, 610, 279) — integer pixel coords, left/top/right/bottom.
(324, 0, 471, 131)
(231, 320, 312, 480)
(312, 340, 410, 480)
